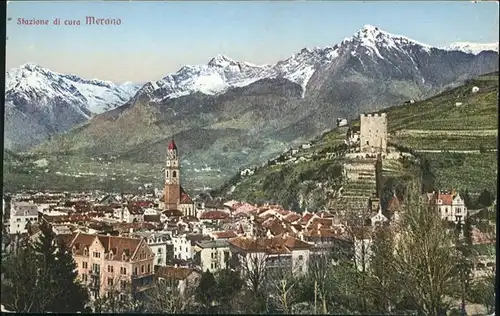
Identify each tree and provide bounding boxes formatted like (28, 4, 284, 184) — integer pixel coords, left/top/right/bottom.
(386, 180, 461, 315)
(468, 272, 495, 314)
(476, 189, 493, 208)
(48, 240, 89, 313)
(366, 225, 401, 313)
(0, 245, 57, 312)
(144, 277, 195, 314)
(30, 221, 89, 312)
(214, 269, 244, 313)
(195, 270, 218, 312)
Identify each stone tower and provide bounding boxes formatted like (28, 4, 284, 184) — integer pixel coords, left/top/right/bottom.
(360, 113, 387, 153)
(163, 139, 180, 211)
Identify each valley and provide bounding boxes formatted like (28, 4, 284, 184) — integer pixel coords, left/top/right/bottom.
(3, 26, 499, 197)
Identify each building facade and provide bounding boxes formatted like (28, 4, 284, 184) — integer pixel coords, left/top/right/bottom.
(160, 139, 196, 217)
(69, 233, 155, 300)
(9, 202, 39, 235)
(359, 113, 387, 153)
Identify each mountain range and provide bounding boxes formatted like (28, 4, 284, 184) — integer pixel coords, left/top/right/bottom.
(6, 25, 499, 189)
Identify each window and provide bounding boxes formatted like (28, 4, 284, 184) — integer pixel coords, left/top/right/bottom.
(92, 263, 100, 273)
(120, 294, 127, 302)
(82, 262, 88, 269)
(93, 251, 101, 258)
(17, 218, 21, 222)
(147, 264, 151, 273)
(120, 267, 127, 275)
(157, 258, 163, 265)
(82, 274, 88, 282)
(211, 253, 214, 258)
(211, 263, 214, 270)
(141, 265, 145, 273)
(166, 171, 169, 178)
(185, 247, 188, 252)
(107, 278, 113, 286)
(134, 267, 138, 275)
(298, 255, 304, 260)
(121, 280, 127, 288)
(366, 141, 369, 145)
(173, 171, 177, 178)
(158, 248, 162, 254)
(107, 265, 114, 273)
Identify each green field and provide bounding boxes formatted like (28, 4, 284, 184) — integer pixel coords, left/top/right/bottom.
(422, 152, 497, 194)
(386, 75, 498, 131)
(390, 134, 497, 150)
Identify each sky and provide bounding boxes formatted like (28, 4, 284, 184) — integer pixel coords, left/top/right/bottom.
(6, 1, 499, 83)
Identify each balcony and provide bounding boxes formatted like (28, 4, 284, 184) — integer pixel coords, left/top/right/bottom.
(131, 271, 154, 279)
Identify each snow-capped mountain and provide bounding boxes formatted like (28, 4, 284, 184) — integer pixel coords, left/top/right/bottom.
(6, 63, 141, 115)
(136, 25, 498, 102)
(7, 25, 499, 154)
(441, 42, 499, 55)
(4, 63, 141, 151)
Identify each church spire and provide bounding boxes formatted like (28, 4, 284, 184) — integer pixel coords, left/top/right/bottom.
(168, 138, 177, 151)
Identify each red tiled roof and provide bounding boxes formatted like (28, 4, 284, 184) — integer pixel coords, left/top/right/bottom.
(199, 210, 229, 220)
(228, 235, 312, 254)
(387, 194, 401, 211)
(437, 194, 453, 205)
(132, 201, 154, 208)
(299, 213, 314, 225)
(283, 213, 301, 223)
(212, 231, 238, 239)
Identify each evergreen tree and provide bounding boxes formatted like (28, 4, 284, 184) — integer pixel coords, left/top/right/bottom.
(195, 270, 218, 312)
(32, 221, 89, 312)
(48, 240, 89, 312)
(215, 269, 244, 313)
(476, 189, 493, 208)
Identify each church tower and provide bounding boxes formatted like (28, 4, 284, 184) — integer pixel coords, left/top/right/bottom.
(164, 139, 181, 211)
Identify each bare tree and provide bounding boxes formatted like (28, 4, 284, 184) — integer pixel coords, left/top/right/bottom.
(237, 250, 269, 296)
(144, 277, 195, 313)
(90, 274, 139, 313)
(385, 180, 461, 315)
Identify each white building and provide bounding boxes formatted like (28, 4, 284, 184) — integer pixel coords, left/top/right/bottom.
(228, 235, 313, 277)
(370, 206, 388, 226)
(336, 118, 348, 127)
(171, 234, 209, 261)
(435, 191, 468, 224)
(134, 231, 171, 266)
(240, 168, 255, 177)
(9, 202, 39, 234)
(113, 205, 144, 223)
(193, 239, 232, 273)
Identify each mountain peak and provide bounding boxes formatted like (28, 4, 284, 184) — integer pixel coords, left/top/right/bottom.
(20, 63, 44, 71)
(208, 54, 238, 67)
(346, 24, 432, 53)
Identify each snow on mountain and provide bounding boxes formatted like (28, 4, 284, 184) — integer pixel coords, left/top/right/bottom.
(440, 42, 499, 55)
(340, 24, 432, 57)
(138, 24, 442, 102)
(5, 63, 141, 114)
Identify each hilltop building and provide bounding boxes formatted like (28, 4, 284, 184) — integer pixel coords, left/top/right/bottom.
(360, 113, 387, 154)
(160, 139, 196, 217)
